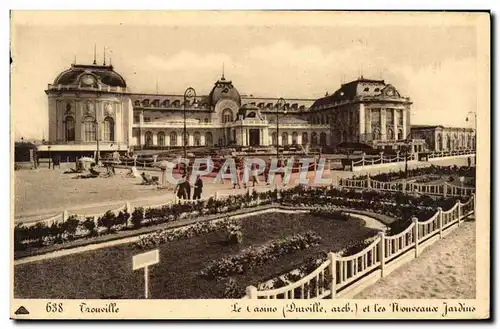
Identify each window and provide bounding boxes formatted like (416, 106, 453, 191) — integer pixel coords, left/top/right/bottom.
(157, 132, 165, 146)
(387, 128, 394, 140)
(194, 132, 201, 146)
(103, 117, 115, 141)
(170, 132, 178, 146)
(64, 116, 75, 141)
(144, 131, 153, 146)
(204, 118, 209, 123)
(144, 116, 151, 123)
(320, 132, 327, 146)
(272, 132, 277, 146)
(134, 100, 141, 106)
(363, 87, 369, 92)
(373, 127, 381, 140)
(311, 132, 318, 145)
(282, 132, 288, 146)
(292, 132, 298, 145)
(142, 99, 149, 107)
(205, 132, 213, 146)
(302, 132, 308, 145)
(397, 128, 403, 141)
(371, 109, 380, 124)
(222, 109, 233, 124)
(386, 110, 394, 125)
(374, 88, 380, 92)
(133, 115, 140, 123)
(398, 110, 404, 126)
(83, 116, 96, 142)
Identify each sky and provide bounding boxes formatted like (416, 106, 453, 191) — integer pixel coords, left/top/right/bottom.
(11, 11, 485, 140)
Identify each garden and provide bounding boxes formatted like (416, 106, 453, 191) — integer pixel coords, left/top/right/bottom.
(14, 183, 470, 299)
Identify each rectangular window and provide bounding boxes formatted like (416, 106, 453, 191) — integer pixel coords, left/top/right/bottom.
(133, 115, 140, 123)
(386, 110, 394, 125)
(398, 110, 404, 126)
(144, 116, 151, 123)
(371, 109, 381, 124)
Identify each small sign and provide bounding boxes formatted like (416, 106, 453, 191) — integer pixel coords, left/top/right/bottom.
(133, 249, 159, 270)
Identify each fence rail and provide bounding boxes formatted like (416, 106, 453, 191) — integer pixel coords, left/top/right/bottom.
(244, 194, 475, 299)
(428, 149, 475, 159)
(339, 177, 475, 198)
(351, 153, 417, 170)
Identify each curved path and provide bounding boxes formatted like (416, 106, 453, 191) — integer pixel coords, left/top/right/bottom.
(354, 220, 475, 299)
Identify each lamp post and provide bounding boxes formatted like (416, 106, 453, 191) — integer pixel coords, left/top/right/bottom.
(465, 111, 477, 150)
(183, 87, 196, 173)
(276, 98, 285, 159)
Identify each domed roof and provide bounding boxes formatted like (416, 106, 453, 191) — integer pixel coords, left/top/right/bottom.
(53, 64, 127, 88)
(208, 75, 241, 106)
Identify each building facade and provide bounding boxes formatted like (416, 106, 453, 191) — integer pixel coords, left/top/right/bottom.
(410, 125, 476, 152)
(39, 60, 471, 157)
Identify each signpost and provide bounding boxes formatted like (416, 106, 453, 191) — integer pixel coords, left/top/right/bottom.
(133, 249, 159, 299)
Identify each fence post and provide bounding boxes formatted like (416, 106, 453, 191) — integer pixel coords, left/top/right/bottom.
(328, 252, 336, 298)
(378, 231, 385, 277)
(413, 217, 419, 258)
(246, 285, 258, 299)
(367, 176, 371, 189)
(62, 210, 69, 222)
(214, 191, 219, 200)
(438, 207, 443, 238)
(379, 152, 384, 164)
(457, 200, 462, 226)
(443, 183, 447, 197)
(472, 193, 476, 215)
(125, 202, 132, 214)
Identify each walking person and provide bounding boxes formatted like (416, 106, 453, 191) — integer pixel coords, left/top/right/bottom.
(233, 161, 242, 189)
(264, 160, 270, 185)
(184, 174, 192, 200)
(193, 175, 203, 200)
(174, 175, 187, 202)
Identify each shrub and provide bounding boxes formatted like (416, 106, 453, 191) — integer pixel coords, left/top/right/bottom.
(82, 217, 97, 237)
(225, 222, 243, 245)
(223, 278, 242, 299)
(60, 216, 80, 240)
(115, 211, 130, 227)
(98, 211, 116, 233)
(131, 207, 144, 229)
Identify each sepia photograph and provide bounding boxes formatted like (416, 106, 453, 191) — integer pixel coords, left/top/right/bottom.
(10, 10, 490, 320)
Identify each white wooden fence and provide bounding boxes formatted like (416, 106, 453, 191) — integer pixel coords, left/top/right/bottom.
(243, 194, 475, 299)
(339, 177, 475, 198)
(427, 149, 475, 159)
(351, 153, 417, 171)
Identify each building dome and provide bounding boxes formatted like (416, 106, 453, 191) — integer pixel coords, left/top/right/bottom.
(208, 75, 241, 107)
(53, 64, 127, 88)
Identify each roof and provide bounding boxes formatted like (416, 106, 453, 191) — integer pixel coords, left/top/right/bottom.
(53, 64, 127, 88)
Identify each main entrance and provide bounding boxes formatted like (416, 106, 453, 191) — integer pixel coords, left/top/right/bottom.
(249, 129, 260, 146)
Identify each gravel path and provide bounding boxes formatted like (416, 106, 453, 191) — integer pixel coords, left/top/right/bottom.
(355, 220, 476, 299)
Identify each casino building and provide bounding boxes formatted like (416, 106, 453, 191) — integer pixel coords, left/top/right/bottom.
(38, 59, 473, 158)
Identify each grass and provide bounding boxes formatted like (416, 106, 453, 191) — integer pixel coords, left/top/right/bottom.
(14, 212, 378, 299)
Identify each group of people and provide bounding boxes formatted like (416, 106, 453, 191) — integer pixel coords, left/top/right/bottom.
(173, 173, 204, 201)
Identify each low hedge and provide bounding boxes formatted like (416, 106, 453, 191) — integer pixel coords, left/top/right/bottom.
(200, 231, 322, 279)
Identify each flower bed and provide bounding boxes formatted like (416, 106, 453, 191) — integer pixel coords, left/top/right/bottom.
(135, 217, 238, 249)
(200, 231, 322, 279)
(14, 184, 467, 254)
(354, 165, 475, 182)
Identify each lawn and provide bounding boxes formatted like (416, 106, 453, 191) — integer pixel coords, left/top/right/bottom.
(14, 212, 378, 299)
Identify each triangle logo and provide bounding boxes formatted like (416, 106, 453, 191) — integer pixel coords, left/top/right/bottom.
(14, 306, 29, 315)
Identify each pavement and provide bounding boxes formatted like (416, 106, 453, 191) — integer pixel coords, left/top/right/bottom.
(14, 156, 471, 224)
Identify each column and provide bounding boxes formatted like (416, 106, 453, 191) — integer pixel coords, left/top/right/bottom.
(278, 134, 282, 146)
(402, 109, 407, 140)
(288, 132, 293, 145)
(165, 133, 170, 146)
(152, 132, 158, 146)
(140, 131, 145, 146)
(393, 109, 398, 140)
(246, 129, 250, 146)
(365, 108, 372, 140)
(177, 133, 182, 147)
(381, 108, 387, 141)
(139, 111, 144, 124)
(188, 133, 194, 146)
(359, 104, 365, 142)
(242, 128, 247, 146)
(259, 129, 263, 146)
(297, 132, 302, 145)
(200, 133, 206, 146)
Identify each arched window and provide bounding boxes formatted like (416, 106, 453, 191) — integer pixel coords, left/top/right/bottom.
(157, 132, 165, 146)
(302, 132, 308, 145)
(292, 132, 298, 145)
(387, 128, 394, 140)
(204, 118, 209, 123)
(103, 117, 115, 141)
(246, 112, 257, 118)
(144, 131, 153, 146)
(272, 132, 277, 146)
(194, 132, 201, 146)
(222, 109, 233, 124)
(282, 132, 288, 146)
(373, 127, 381, 140)
(83, 116, 96, 142)
(64, 116, 75, 141)
(397, 128, 403, 141)
(205, 132, 213, 146)
(170, 131, 178, 146)
(311, 132, 318, 145)
(447, 136, 451, 149)
(320, 132, 327, 146)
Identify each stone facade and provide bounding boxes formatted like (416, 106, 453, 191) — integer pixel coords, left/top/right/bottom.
(410, 125, 476, 151)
